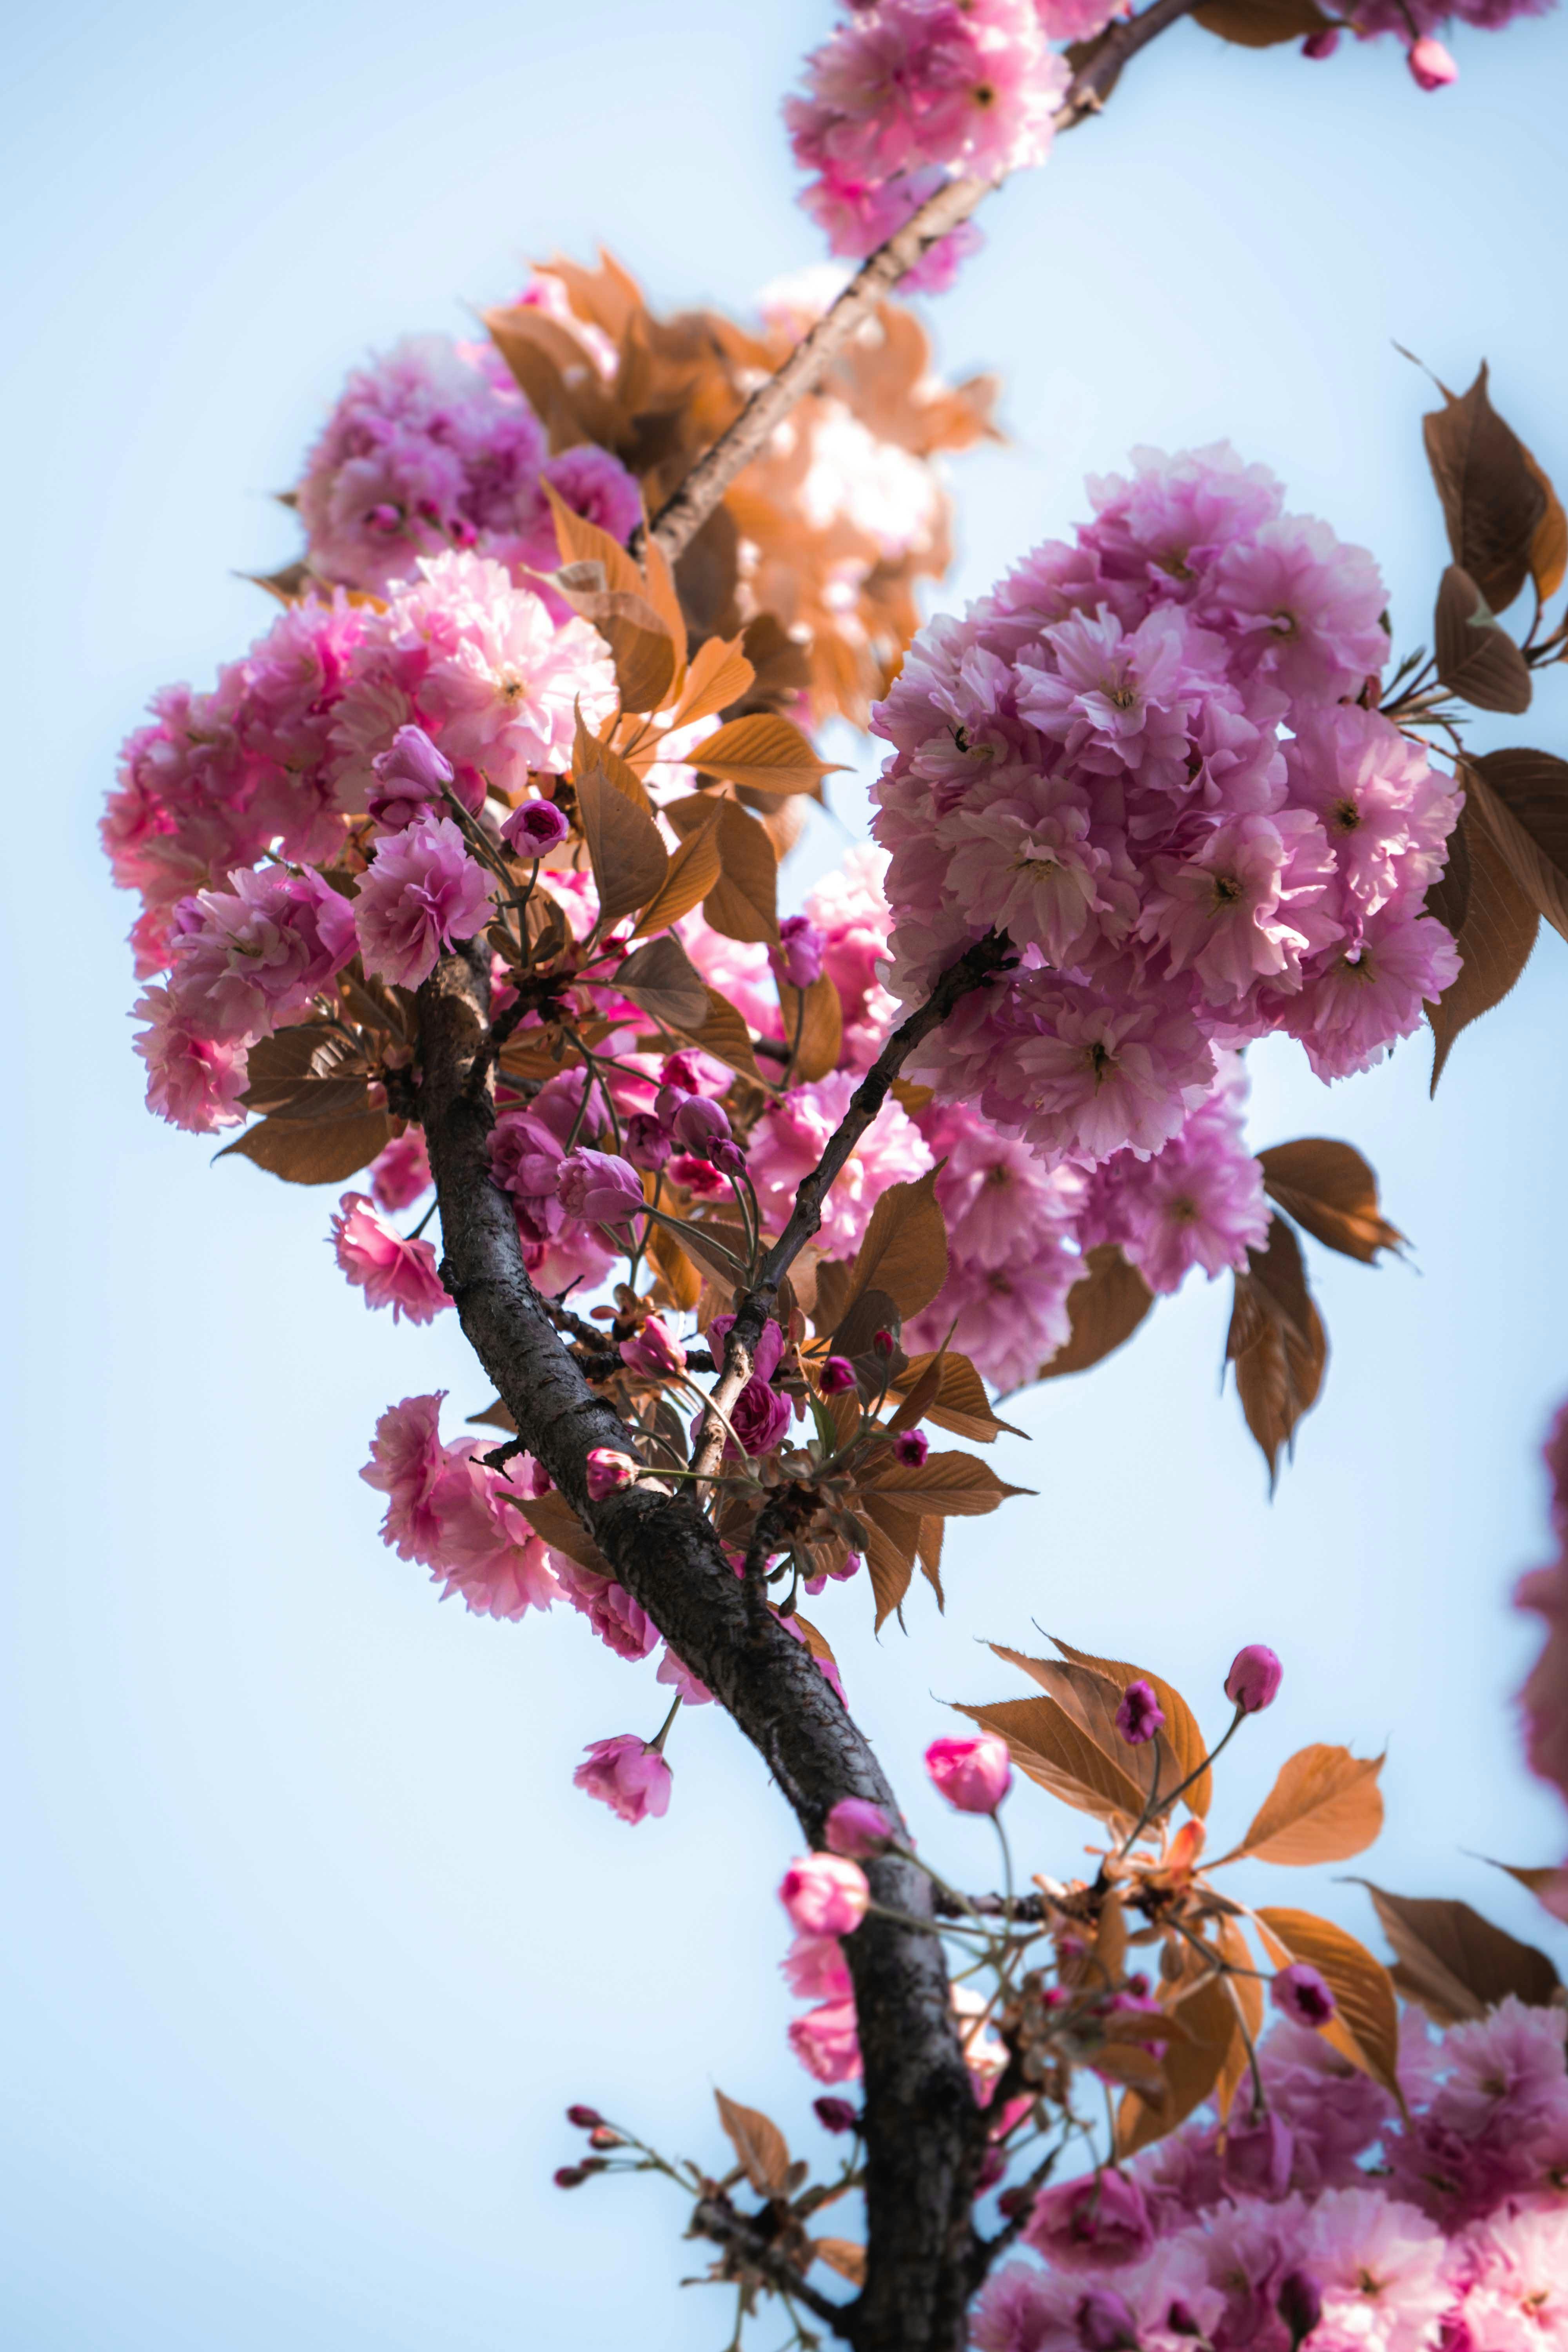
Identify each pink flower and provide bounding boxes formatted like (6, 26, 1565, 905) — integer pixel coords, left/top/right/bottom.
(1084, 1057, 1267, 1296)
(554, 1560, 659, 1662)
(585, 1447, 636, 1499)
(1271, 1962, 1337, 2030)
(731, 1376, 794, 1457)
(800, 163, 986, 292)
(1227, 1643, 1283, 1713)
(556, 1149, 644, 1224)
(1279, 906, 1461, 1081)
(824, 1797, 896, 1857)
(360, 1391, 453, 1564)
(1450, 2201, 1568, 2351)
(354, 813, 493, 987)
(573, 1735, 672, 1825)
(926, 1732, 1013, 1813)
(424, 1455, 562, 1618)
(167, 865, 358, 1040)
(788, 1997, 863, 2084)
(368, 1128, 433, 1213)
(779, 1853, 871, 1937)
(1301, 2187, 1450, 2352)
(893, 1430, 929, 1467)
(772, 914, 826, 990)
(1408, 33, 1459, 83)
(1024, 2169, 1155, 2270)
(1115, 1679, 1165, 1746)
(488, 1110, 566, 1241)
(330, 1192, 450, 1323)
(527, 443, 644, 566)
(620, 1318, 686, 1378)
(819, 1356, 858, 1396)
(501, 797, 571, 855)
(750, 1071, 932, 1256)
(368, 723, 454, 830)
(131, 985, 252, 1133)
(782, 1932, 855, 2002)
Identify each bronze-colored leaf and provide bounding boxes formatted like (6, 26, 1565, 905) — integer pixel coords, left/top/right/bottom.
(1467, 749, 1568, 944)
(1482, 1859, 1568, 1916)
(640, 1206, 747, 1287)
(1257, 1140, 1404, 1264)
(953, 1695, 1146, 1828)
(704, 797, 780, 947)
(1192, 0, 1330, 40)
(778, 973, 844, 1083)
(671, 633, 756, 732)
(1213, 1917, 1263, 2126)
(1215, 1744, 1385, 1868)
(220, 1106, 390, 1185)
(1227, 1218, 1326, 1488)
(1427, 804, 1539, 1092)
(631, 803, 725, 937)
(858, 1510, 914, 1631)
(840, 1169, 949, 1323)
(513, 1490, 613, 1577)
(813, 2239, 866, 2288)
(916, 1515, 944, 1606)
(481, 304, 616, 448)
(1116, 1973, 1238, 2158)
(540, 478, 646, 601)
(589, 591, 679, 714)
(664, 986, 762, 1083)
(1422, 364, 1548, 615)
(467, 1398, 516, 1432)
(1254, 1909, 1401, 2102)
(646, 1217, 702, 1313)
(1523, 446, 1568, 604)
(1048, 1638, 1213, 1818)
(1434, 567, 1532, 714)
(1425, 808, 1472, 939)
(1352, 1882, 1560, 2024)
(887, 1351, 1027, 1445)
(239, 1022, 358, 1111)
(694, 712, 845, 796)
(1037, 1247, 1154, 1382)
(574, 760, 668, 930)
(607, 933, 711, 1031)
(714, 2090, 791, 2199)
(869, 1450, 1031, 1517)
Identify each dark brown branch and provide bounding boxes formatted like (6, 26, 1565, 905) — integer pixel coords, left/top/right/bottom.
(417, 944, 986, 2352)
(688, 2198, 851, 2335)
(641, 0, 1198, 566)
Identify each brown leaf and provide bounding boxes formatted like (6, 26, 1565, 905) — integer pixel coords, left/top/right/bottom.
(916, 1515, 944, 1606)
(239, 1022, 358, 1111)
(467, 1398, 516, 1432)
(1257, 1139, 1404, 1264)
(631, 803, 724, 938)
(868, 1451, 1031, 1517)
(1227, 1219, 1326, 1488)
(985, 1647, 1186, 1823)
(790, 1611, 839, 1672)
(694, 712, 844, 796)
(663, 985, 762, 1083)
(1048, 1639, 1213, 1818)
(1216, 1744, 1385, 1868)
(577, 587, 678, 713)
(1037, 1246, 1154, 1382)
(641, 1207, 748, 1287)
(858, 1509, 915, 1631)
(1434, 566, 1532, 714)
(220, 1107, 390, 1185)
(607, 933, 711, 1031)
(1466, 749, 1568, 944)
(1425, 806, 1472, 939)
(1422, 364, 1548, 615)
(514, 1490, 612, 1578)
(713, 2091, 791, 2199)
(574, 760, 668, 929)
(1254, 1909, 1401, 2101)
(1427, 804, 1539, 1091)
(704, 798, 780, 947)
(646, 1217, 702, 1312)
(1523, 446, 1568, 604)
(1192, 0, 1329, 36)
(840, 1169, 949, 1323)
(953, 1695, 1146, 1828)
(887, 1350, 1027, 1444)
(1117, 1973, 1238, 2158)
(813, 2239, 866, 2288)
(481, 305, 615, 447)
(671, 633, 755, 731)
(778, 974, 844, 1083)
(1353, 1882, 1560, 2024)
(541, 478, 646, 602)
(1485, 1858, 1568, 1905)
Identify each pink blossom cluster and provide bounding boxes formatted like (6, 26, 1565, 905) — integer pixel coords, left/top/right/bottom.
(1304, 0, 1552, 98)
(973, 1999, 1568, 2352)
(786, 1, 1073, 292)
(872, 444, 1462, 1172)
(1515, 1398, 1568, 1920)
(296, 331, 642, 598)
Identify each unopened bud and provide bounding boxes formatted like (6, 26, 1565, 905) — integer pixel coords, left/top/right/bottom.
(554, 2166, 586, 2188)
(501, 796, 571, 857)
(872, 1328, 895, 1356)
(813, 2096, 859, 2135)
(1278, 2270, 1323, 2350)
(1407, 33, 1457, 86)
(1301, 24, 1339, 54)
(588, 2125, 624, 2149)
(566, 2105, 604, 2129)
(819, 1356, 857, 1395)
(1114, 1678, 1165, 1747)
(1271, 1962, 1337, 2029)
(996, 2185, 1033, 2220)
(1225, 1643, 1282, 1713)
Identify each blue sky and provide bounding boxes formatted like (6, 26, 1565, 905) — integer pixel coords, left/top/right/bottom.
(5, 2, 1568, 2345)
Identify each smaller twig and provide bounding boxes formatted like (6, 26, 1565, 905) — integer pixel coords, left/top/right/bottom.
(687, 2201, 851, 2337)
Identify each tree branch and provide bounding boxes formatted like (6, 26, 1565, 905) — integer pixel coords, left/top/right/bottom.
(688, 2197, 852, 2335)
(641, 0, 1198, 566)
(416, 944, 986, 2352)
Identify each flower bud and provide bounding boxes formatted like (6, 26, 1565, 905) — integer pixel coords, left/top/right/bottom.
(1278, 2270, 1323, 2350)
(925, 1733, 1012, 1814)
(1407, 33, 1457, 86)
(1225, 1644, 1283, 1713)
(813, 2096, 859, 2134)
(893, 1430, 929, 1467)
(654, 1083, 692, 1127)
(554, 2166, 586, 2188)
(819, 1355, 857, 1395)
(1301, 24, 1339, 54)
(623, 1111, 672, 1172)
(779, 1852, 870, 1937)
(996, 2185, 1033, 2220)
(671, 1094, 733, 1158)
(1114, 1678, 1165, 1747)
(588, 2125, 624, 2149)
(367, 724, 455, 829)
(1075, 2290, 1139, 2352)
(1271, 1962, 1336, 2029)
(872, 1328, 895, 1356)
(585, 1446, 637, 1500)
(566, 2105, 604, 2130)
(620, 1318, 686, 1379)
(659, 1051, 703, 1094)
(501, 796, 571, 856)
(824, 1797, 895, 1857)
(771, 914, 826, 990)
(711, 1138, 748, 1181)
(557, 1148, 644, 1223)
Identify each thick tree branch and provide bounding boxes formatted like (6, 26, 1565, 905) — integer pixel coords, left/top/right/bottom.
(641, 0, 1198, 566)
(417, 944, 986, 2352)
(688, 2198, 852, 2335)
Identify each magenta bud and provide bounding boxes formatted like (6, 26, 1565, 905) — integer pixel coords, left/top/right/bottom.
(771, 913, 826, 991)
(996, 2185, 1033, 2220)
(813, 2096, 859, 2135)
(554, 2166, 586, 2188)
(368, 503, 403, 534)
(1271, 1962, 1337, 2029)
(1407, 33, 1457, 86)
(872, 1328, 895, 1356)
(557, 1149, 644, 1223)
(585, 1446, 637, 1500)
(893, 1430, 929, 1467)
(501, 796, 571, 856)
(623, 1112, 672, 1173)
(659, 1051, 703, 1094)
(1114, 1678, 1165, 1747)
(367, 724, 455, 829)
(1166, 2303, 1205, 2339)
(588, 2125, 624, 2149)
(1225, 1644, 1282, 1713)
(925, 1733, 1012, 1814)
(824, 1796, 895, 1858)
(711, 1138, 748, 1180)
(1278, 2271, 1323, 2350)
(670, 1094, 733, 1157)
(566, 2105, 604, 2129)
(819, 1355, 857, 1395)
(1301, 24, 1339, 54)
(654, 1083, 692, 1127)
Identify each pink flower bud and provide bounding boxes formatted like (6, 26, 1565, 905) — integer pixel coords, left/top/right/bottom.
(654, 1083, 692, 1127)
(1271, 1962, 1336, 2029)
(813, 2096, 859, 2134)
(671, 1094, 733, 1158)
(557, 1149, 644, 1223)
(368, 502, 403, 534)
(711, 1138, 748, 1180)
(925, 1733, 1012, 1814)
(820, 1355, 857, 1395)
(588, 2125, 623, 2149)
(1301, 25, 1339, 55)
(619, 1318, 686, 1379)
(623, 1112, 672, 1172)
(501, 797, 571, 856)
(1278, 2272, 1323, 2350)
(573, 1733, 672, 1824)
(367, 724, 455, 829)
(872, 1328, 895, 1356)
(779, 1852, 870, 1937)
(1407, 34, 1457, 87)
(566, 2105, 603, 2129)
(824, 1797, 895, 1857)
(554, 2166, 586, 2188)
(771, 914, 826, 990)
(893, 1430, 929, 1467)
(585, 1447, 637, 1499)
(1225, 1644, 1283, 1713)
(1114, 1679, 1165, 1746)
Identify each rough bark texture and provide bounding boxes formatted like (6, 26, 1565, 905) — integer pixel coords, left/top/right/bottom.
(417, 945, 985, 2352)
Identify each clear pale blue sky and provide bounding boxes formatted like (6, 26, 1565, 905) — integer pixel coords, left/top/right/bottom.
(5, 4, 1568, 2346)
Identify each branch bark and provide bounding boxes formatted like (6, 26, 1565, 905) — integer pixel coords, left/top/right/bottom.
(641, 0, 1198, 566)
(417, 945, 986, 2352)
